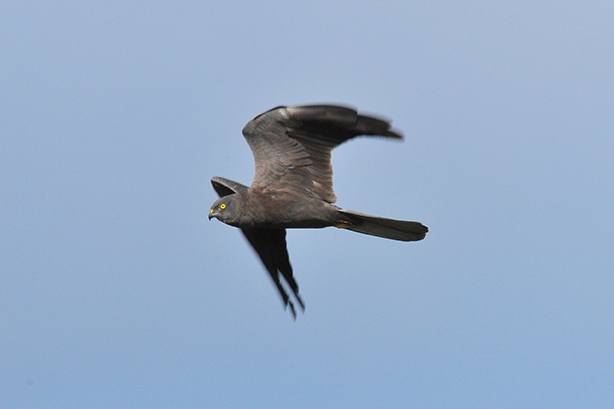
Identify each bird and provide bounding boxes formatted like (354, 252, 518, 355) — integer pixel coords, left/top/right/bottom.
(209, 104, 428, 318)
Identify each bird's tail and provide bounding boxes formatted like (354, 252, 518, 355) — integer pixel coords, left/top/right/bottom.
(336, 209, 428, 242)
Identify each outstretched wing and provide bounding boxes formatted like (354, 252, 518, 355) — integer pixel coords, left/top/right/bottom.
(211, 176, 248, 196)
(241, 228, 304, 318)
(210, 177, 304, 317)
(242, 104, 403, 203)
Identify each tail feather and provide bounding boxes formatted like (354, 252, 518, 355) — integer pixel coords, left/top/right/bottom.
(337, 209, 428, 242)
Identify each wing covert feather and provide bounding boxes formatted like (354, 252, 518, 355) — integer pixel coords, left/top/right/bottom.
(242, 104, 402, 203)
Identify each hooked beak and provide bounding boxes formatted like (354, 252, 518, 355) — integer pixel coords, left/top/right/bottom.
(208, 209, 216, 221)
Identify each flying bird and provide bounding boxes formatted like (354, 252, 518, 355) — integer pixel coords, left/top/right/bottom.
(209, 104, 428, 318)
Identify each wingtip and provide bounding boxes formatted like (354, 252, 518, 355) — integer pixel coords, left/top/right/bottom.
(385, 129, 404, 139)
(283, 294, 305, 320)
(287, 300, 297, 319)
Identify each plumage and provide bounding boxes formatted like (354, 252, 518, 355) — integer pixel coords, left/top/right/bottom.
(209, 104, 427, 318)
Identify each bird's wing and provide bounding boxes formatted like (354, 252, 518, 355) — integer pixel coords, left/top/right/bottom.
(241, 228, 304, 318)
(242, 104, 403, 203)
(211, 176, 248, 197)
(211, 177, 304, 317)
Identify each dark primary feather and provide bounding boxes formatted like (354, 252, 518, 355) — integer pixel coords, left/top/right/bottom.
(241, 228, 304, 318)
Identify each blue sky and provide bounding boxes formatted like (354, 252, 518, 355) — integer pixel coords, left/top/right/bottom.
(2, 2, 613, 408)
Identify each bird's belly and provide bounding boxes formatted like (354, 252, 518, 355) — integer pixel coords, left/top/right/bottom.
(248, 196, 337, 229)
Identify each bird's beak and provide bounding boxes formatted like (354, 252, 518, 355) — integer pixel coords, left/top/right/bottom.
(208, 209, 216, 220)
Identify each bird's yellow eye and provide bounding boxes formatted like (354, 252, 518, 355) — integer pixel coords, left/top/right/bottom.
(220, 204, 226, 209)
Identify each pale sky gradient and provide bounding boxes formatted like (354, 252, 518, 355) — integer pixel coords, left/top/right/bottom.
(2, 2, 613, 408)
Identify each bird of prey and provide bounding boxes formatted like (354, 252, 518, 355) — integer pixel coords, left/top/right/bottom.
(209, 104, 428, 318)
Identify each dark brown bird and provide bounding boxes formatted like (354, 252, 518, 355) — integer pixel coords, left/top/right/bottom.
(209, 104, 427, 317)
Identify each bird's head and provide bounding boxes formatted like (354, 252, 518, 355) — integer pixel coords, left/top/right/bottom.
(208, 195, 237, 224)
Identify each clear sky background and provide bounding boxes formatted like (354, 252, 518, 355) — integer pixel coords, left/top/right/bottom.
(2, 2, 613, 408)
